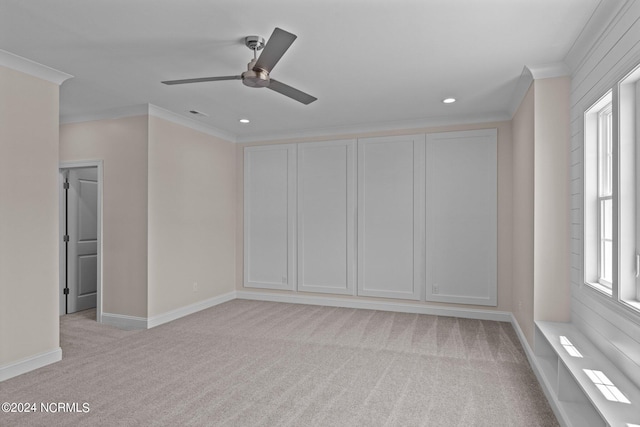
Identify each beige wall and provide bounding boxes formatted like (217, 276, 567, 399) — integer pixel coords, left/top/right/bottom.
(0, 66, 60, 365)
(235, 121, 514, 313)
(60, 116, 149, 318)
(511, 77, 571, 346)
(533, 77, 570, 323)
(512, 84, 535, 344)
(147, 116, 236, 317)
(60, 114, 237, 319)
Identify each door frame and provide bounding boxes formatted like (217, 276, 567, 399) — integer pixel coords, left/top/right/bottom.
(59, 160, 104, 322)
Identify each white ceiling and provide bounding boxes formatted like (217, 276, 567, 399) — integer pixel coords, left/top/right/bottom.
(1, 0, 602, 142)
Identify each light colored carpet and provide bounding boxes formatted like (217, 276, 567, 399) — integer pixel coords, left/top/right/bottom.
(0, 300, 559, 426)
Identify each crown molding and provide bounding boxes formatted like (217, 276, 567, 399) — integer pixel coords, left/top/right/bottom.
(60, 104, 149, 124)
(60, 104, 237, 143)
(147, 104, 236, 143)
(507, 66, 534, 118)
(235, 112, 510, 144)
(526, 63, 570, 80)
(0, 49, 72, 85)
(507, 63, 570, 118)
(61, 103, 508, 145)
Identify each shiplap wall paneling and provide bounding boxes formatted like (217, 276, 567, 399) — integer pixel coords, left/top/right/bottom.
(244, 144, 296, 290)
(425, 129, 497, 306)
(297, 140, 356, 294)
(567, 0, 640, 392)
(357, 134, 425, 300)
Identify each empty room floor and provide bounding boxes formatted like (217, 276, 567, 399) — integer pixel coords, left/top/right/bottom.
(0, 300, 558, 426)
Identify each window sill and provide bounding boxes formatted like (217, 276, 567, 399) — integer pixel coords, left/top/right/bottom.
(582, 281, 640, 327)
(622, 299, 640, 312)
(584, 281, 613, 296)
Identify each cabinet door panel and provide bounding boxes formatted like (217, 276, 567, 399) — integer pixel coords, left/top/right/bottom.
(425, 129, 497, 306)
(297, 140, 356, 294)
(357, 135, 425, 300)
(244, 145, 296, 290)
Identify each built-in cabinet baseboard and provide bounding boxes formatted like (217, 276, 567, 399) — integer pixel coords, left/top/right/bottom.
(236, 290, 511, 322)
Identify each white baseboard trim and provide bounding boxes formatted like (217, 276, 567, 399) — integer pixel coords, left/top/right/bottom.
(101, 291, 237, 330)
(509, 313, 536, 365)
(0, 347, 62, 382)
(236, 290, 512, 322)
(509, 314, 567, 427)
(6, 292, 523, 384)
(147, 291, 237, 329)
(101, 312, 148, 330)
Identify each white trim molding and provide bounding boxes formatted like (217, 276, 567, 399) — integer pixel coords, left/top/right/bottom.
(526, 63, 571, 80)
(236, 112, 510, 144)
(60, 160, 104, 324)
(60, 103, 237, 143)
(0, 49, 72, 85)
(101, 313, 148, 330)
(507, 63, 571, 118)
(147, 291, 236, 329)
(60, 104, 150, 125)
(147, 104, 237, 143)
(236, 290, 512, 322)
(102, 291, 237, 330)
(0, 347, 62, 382)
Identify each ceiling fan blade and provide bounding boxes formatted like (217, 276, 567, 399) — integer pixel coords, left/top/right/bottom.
(254, 28, 297, 73)
(268, 79, 317, 105)
(161, 75, 241, 85)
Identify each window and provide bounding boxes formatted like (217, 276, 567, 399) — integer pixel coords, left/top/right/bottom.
(584, 62, 640, 313)
(584, 92, 613, 295)
(618, 64, 640, 309)
(597, 104, 613, 288)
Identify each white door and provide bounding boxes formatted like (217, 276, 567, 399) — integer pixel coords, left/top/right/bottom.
(66, 167, 98, 313)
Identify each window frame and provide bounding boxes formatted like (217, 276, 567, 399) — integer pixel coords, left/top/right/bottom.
(597, 104, 613, 289)
(583, 62, 640, 316)
(617, 64, 640, 310)
(584, 91, 613, 296)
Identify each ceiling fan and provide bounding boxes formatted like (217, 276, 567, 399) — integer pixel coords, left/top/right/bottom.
(162, 27, 317, 105)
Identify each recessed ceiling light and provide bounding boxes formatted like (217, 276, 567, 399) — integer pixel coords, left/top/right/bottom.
(239, 118, 250, 124)
(442, 98, 456, 104)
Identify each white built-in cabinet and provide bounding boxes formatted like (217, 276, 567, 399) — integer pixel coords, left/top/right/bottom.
(244, 129, 497, 306)
(297, 140, 356, 294)
(357, 134, 425, 300)
(243, 144, 296, 290)
(425, 129, 497, 306)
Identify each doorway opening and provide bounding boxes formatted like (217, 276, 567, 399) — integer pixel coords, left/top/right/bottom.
(59, 161, 103, 322)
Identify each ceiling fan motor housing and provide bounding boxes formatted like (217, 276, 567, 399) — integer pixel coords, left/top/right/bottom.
(242, 59, 270, 88)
